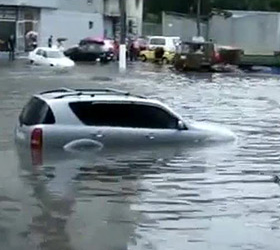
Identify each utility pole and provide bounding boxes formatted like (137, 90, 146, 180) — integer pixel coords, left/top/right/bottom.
(119, 0, 126, 70)
(196, 0, 201, 37)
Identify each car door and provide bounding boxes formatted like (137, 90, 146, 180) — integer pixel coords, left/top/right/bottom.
(40, 50, 49, 65)
(34, 49, 43, 64)
(68, 101, 199, 149)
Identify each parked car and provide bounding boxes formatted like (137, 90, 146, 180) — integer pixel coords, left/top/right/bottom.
(174, 41, 243, 72)
(173, 41, 216, 71)
(15, 88, 235, 165)
(64, 38, 114, 63)
(139, 49, 175, 64)
(29, 47, 75, 68)
(147, 36, 180, 52)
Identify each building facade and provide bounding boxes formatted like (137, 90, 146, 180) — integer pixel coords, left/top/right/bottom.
(0, 0, 143, 52)
(104, 0, 143, 39)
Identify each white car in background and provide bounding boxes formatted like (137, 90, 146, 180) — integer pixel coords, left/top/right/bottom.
(147, 36, 181, 52)
(29, 47, 75, 68)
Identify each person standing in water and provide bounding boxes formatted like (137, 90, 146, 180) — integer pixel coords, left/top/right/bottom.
(48, 35, 53, 48)
(7, 34, 16, 61)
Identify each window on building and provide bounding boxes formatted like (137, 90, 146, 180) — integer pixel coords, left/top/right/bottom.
(89, 21, 94, 29)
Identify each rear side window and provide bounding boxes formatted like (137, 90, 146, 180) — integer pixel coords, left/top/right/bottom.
(19, 97, 55, 126)
(150, 38, 166, 46)
(69, 103, 178, 129)
(36, 49, 42, 56)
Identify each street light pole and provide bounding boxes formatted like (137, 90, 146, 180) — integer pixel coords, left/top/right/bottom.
(196, 0, 201, 37)
(119, 0, 127, 70)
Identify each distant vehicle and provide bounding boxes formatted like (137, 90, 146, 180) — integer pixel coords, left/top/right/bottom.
(139, 49, 175, 64)
(173, 41, 216, 71)
(64, 38, 114, 63)
(15, 88, 236, 165)
(29, 47, 75, 68)
(173, 41, 243, 72)
(147, 36, 180, 52)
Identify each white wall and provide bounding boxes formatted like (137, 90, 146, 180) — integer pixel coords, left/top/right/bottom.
(39, 9, 104, 49)
(209, 11, 280, 54)
(58, 0, 103, 14)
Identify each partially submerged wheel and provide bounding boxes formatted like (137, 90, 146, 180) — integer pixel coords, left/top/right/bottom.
(162, 57, 169, 64)
(140, 55, 147, 62)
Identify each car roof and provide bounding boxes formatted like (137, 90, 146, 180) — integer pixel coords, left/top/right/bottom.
(33, 88, 184, 122)
(36, 47, 61, 52)
(35, 88, 157, 104)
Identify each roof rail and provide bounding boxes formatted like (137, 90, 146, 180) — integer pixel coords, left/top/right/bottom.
(74, 88, 130, 95)
(40, 88, 74, 95)
(39, 87, 146, 99)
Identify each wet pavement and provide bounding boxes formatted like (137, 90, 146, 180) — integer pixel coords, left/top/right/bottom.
(1, 60, 280, 250)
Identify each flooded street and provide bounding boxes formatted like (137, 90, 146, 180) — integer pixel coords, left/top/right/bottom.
(1, 60, 280, 250)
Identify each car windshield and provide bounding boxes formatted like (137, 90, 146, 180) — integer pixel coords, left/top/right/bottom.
(46, 51, 64, 58)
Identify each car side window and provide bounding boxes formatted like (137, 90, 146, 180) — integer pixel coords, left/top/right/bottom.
(19, 97, 55, 126)
(69, 103, 179, 129)
(42, 51, 47, 58)
(36, 49, 42, 56)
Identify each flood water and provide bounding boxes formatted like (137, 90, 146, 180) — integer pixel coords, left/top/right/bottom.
(1, 61, 280, 250)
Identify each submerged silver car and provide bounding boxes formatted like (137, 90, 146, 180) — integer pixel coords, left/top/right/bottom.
(15, 88, 235, 164)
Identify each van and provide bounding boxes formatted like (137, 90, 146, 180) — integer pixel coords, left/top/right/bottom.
(147, 36, 180, 52)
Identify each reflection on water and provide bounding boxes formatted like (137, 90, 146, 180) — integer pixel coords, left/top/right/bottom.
(1, 61, 280, 249)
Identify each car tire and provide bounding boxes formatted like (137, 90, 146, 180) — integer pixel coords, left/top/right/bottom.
(50, 64, 54, 67)
(162, 57, 169, 64)
(30, 60, 34, 64)
(140, 55, 147, 62)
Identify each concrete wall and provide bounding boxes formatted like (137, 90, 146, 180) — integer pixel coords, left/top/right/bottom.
(209, 11, 280, 54)
(142, 22, 162, 36)
(162, 12, 207, 41)
(0, 0, 58, 8)
(39, 9, 104, 48)
(58, 0, 103, 14)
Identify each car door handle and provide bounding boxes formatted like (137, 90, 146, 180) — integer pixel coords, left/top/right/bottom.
(91, 132, 104, 139)
(145, 134, 155, 140)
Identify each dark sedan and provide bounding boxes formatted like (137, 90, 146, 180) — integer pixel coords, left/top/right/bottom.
(64, 40, 114, 63)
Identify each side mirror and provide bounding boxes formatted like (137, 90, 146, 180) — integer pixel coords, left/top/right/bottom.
(177, 120, 186, 130)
